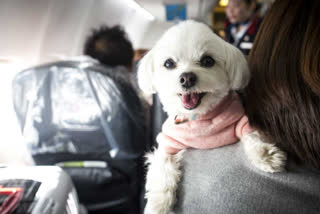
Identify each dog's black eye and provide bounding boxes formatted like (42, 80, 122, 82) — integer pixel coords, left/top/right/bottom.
(200, 55, 215, 67)
(164, 58, 176, 69)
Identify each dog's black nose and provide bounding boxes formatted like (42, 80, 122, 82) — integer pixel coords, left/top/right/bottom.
(179, 72, 197, 89)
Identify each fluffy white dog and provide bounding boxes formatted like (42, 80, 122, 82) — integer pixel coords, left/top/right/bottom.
(138, 20, 286, 214)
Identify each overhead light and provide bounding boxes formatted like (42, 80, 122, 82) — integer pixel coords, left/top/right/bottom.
(219, 0, 228, 7)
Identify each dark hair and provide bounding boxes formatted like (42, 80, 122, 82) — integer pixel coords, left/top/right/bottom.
(243, 0, 320, 168)
(84, 25, 134, 68)
(244, 0, 260, 13)
(244, 0, 255, 5)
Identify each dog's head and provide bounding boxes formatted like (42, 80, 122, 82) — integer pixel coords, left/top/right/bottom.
(138, 20, 249, 117)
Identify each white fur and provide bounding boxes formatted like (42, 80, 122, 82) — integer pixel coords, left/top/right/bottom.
(138, 20, 286, 214)
(138, 21, 249, 117)
(144, 148, 184, 214)
(242, 131, 287, 173)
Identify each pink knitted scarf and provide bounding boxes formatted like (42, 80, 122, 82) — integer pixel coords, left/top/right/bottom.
(157, 92, 254, 154)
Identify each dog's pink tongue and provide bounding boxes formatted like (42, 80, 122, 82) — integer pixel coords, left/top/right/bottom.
(182, 93, 199, 109)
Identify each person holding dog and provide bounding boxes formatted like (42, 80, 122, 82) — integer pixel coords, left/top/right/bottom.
(170, 0, 320, 213)
(224, 0, 262, 56)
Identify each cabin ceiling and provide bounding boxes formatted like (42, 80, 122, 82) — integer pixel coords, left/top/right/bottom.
(0, 0, 217, 67)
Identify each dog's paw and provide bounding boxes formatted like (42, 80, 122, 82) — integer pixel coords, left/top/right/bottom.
(242, 131, 287, 173)
(145, 189, 176, 214)
(145, 149, 184, 214)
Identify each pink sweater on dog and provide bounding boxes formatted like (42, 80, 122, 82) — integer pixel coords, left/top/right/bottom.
(157, 92, 254, 154)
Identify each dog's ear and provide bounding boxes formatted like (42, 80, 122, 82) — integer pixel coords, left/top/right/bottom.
(224, 44, 250, 90)
(137, 50, 156, 96)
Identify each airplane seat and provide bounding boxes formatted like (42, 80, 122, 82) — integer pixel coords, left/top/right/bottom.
(12, 59, 149, 214)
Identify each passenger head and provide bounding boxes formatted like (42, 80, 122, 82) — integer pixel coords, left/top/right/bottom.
(226, 0, 257, 24)
(243, 0, 320, 168)
(84, 25, 134, 69)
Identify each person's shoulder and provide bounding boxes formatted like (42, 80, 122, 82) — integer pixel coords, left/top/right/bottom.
(182, 142, 245, 170)
(225, 19, 232, 31)
(247, 15, 262, 36)
(175, 142, 320, 214)
(253, 14, 263, 28)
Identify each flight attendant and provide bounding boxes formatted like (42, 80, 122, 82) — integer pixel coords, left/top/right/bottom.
(225, 0, 262, 56)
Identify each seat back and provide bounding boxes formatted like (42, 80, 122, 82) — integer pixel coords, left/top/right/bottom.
(12, 59, 148, 213)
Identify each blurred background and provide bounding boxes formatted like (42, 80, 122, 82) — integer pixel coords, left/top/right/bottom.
(0, 1, 275, 213)
(0, 0, 274, 165)
(0, 0, 273, 66)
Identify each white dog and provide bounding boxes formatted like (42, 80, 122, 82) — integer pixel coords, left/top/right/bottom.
(138, 20, 287, 214)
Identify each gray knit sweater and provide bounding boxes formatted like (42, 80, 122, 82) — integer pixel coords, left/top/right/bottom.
(172, 142, 320, 214)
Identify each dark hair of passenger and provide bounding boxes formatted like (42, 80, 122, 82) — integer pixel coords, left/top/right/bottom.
(243, 0, 320, 168)
(84, 25, 134, 68)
